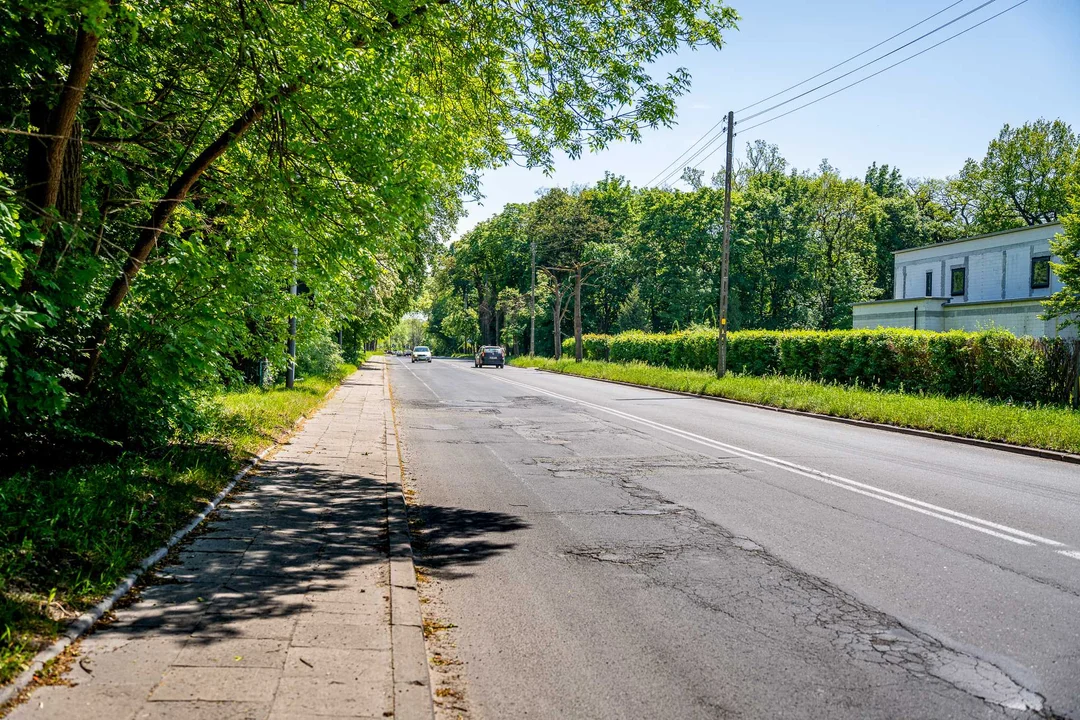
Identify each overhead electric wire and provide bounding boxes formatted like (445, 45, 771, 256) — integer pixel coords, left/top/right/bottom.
(645, 0, 988, 187)
(736, 0, 1032, 135)
(655, 124, 727, 187)
(734, 0, 969, 115)
(645, 119, 727, 187)
(736, 0, 1000, 124)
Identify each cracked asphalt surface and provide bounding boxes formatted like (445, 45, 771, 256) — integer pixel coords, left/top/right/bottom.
(390, 357, 1080, 719)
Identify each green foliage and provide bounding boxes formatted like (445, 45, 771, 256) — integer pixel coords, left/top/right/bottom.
(2, 0, 739, 452)
(0, 364, 354, 683)
(561, 328, 1079, 406)
(296, 335, 345, 378)
(1044, 147, 1080, 326)
(427, 119, 1077, 359)
(512, 357, 1080, 454)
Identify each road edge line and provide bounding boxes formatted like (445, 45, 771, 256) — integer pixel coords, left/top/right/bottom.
(0, 370, 353, 710)
(525, 366, 1080, 466)
(383, 357, 436, 720)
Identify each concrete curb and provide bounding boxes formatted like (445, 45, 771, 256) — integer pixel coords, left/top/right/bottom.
(382, 357, 436, 720)
(0, 378, 348, 710)
(526, 366, 1080, 466)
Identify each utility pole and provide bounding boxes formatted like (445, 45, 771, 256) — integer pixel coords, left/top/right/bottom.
(530, 240, 536, 355)
(718, 111, 734, 378)
(286, 246, 297, 389)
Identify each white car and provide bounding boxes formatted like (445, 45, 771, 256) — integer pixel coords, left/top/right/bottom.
(411, 346, 432, 362)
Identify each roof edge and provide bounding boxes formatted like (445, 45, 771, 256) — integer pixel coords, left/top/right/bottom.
(893, 222, 1063, 255)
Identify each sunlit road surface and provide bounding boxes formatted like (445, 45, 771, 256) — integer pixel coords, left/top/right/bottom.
(391, 357, 1080, 720)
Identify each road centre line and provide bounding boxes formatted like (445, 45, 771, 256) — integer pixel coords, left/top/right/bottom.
(460, 365, 1070, 550)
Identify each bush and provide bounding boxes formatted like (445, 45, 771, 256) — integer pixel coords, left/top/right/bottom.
(561, 328, 1079, 406)
(296, 334, 345, 377)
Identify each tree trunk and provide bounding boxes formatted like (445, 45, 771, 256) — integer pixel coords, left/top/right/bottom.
(81, 89, 291, 390)
(574, 266, 583, 362)
(552, 280, 562, 361)
(20, 25, 99, 290)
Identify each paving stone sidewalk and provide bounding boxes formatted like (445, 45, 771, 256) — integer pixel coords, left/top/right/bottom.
(11, 358, 431, 720)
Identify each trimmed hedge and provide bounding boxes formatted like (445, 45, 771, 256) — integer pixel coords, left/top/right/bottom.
(561, 329, 1080, 406)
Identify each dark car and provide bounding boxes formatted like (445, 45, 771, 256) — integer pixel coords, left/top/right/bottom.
(474, 345, 505, 368)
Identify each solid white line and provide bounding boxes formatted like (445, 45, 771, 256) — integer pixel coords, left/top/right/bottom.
(1057, 550, 1080, 561)
(473, 367, 1069, 550)
(395, 357, 442, 401)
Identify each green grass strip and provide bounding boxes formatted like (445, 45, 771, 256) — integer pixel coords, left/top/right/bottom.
(512, 357, 1080, 455)
(0, 363, 358, 687)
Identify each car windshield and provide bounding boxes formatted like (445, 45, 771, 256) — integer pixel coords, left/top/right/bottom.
(414, 347, 429, 352)
(484, 347, 502, 353)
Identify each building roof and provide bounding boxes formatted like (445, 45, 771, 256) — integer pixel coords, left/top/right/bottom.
(892, 222, 1063, 256)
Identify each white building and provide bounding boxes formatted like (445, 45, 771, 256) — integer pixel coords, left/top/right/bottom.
(852, 223, 1076, 338)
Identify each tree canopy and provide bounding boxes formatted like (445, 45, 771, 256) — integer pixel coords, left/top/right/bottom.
(0, 0, 738, 451)
(424, 118, 1079, 356)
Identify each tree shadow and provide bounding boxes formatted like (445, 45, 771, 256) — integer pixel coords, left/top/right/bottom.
(83, 457, 526, 649)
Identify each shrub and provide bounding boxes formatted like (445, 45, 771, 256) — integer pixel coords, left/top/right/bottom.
(560, 327, 1079, 406)
(296, 334, 344, 377)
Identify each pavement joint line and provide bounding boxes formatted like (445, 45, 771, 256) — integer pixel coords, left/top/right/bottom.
(0, 379, 345, 710)
(383, 357, 436, 720)
(527, 366, 1080, 466)
(453, 362, 1075, 554)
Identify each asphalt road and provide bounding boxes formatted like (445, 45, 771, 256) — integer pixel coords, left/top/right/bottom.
(388, 357, 1080, 720)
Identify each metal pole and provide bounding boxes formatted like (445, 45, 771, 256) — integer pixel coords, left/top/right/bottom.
(286, 246, 297, 389)
(718, 111, 735, 378)
(530, 240, 536, 355)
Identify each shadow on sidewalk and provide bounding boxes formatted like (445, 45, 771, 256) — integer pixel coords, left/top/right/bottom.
(96, 459, 527, 643)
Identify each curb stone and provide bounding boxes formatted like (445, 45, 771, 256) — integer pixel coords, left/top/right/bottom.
(383, 357, 436, 720)
(0, 380, 344, 711)
(525, 366, 1080, 466)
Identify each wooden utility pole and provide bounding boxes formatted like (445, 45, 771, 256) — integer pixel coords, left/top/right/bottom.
(530, 240, 536, 355)
(718, 111, 735, 378)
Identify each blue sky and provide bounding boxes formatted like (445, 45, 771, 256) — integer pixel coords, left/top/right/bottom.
(454, 0, 1080, 237)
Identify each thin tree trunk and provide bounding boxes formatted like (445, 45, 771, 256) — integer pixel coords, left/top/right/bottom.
(573, 267, 583, 362)
(552, 278, 562, 361)
(20, 25, 100, 290)
(81, 89, 291, 390)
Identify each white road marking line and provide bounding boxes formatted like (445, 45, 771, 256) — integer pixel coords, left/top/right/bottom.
(1058, 550, 1080, 561)
(396, 357, 442, 401)
(471, 367, 1069, 550)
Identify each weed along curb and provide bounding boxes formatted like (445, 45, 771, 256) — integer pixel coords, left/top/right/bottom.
(527, 367, 1080, 466)
(0, 380, 345, 710)
(383, 359, 437, 720)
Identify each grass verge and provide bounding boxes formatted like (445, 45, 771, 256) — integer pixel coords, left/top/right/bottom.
(512, 357, 1080, 455)
(0, 362, 358, 687)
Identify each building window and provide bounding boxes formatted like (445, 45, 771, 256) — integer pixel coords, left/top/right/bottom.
(925, 271, 934, 297)
(1031, 256, 1051, 289)
(950, 267, 965, 297)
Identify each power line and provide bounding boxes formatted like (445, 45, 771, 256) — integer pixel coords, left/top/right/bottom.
(736, 0, 1000, 124)
(655, 124, 726, 187)
(646, 0, 990, 187)
(735, 0, 969, 115)
(737, 0, 1032, 136)
(645, 119, 725, 186)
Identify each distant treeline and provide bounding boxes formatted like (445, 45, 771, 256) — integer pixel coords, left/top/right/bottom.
(424, 119, 1077, 356)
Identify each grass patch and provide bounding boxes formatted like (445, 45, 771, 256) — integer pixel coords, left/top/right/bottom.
(0, 363, 358, 687)
(513, 357, 1080, 455)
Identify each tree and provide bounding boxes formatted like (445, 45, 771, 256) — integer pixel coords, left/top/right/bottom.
(957, 119, 1077, 234)
(1043, 148, 1080, 326)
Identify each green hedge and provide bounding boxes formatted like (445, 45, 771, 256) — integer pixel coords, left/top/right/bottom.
(561, 329, 1080, 406)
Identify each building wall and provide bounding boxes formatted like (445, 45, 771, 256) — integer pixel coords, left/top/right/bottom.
(853, 298, 1078, 338)
(941, 300, 1077, 338)
(852, 299, 946, 331)
(894, 224, 1063, 302)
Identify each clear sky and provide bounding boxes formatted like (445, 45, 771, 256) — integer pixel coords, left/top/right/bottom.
(453, 0, 1080, 238)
